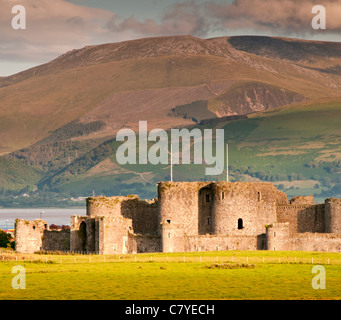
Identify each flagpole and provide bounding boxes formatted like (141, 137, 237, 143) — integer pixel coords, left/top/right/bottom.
(171, 143, 173, 182)
(226, 144, 229, 182)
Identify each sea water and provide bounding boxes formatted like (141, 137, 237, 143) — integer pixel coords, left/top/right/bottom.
(0, 208, 86, 230)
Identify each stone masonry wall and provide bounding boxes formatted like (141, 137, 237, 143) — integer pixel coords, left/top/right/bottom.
(291, 233, 341, 252)
(266, 223, 341, 252)
(128, 235, 161, 254)
(70, 216, 98, 253)
(158, 181, 212, 236)
(325, 198, 341, 234)
(15, 219, 48, 253)
(266, 223, 290, 251)
(185, 234, 265, 252)
(42, 229, 70, 252)
(97, 215, 132, 255)
(276, 204, 325, 235)
(87, 196, 159, 235)
(211, 182, 282, 236)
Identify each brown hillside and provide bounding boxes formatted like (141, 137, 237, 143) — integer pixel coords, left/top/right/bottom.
(0, 35, 340, 154)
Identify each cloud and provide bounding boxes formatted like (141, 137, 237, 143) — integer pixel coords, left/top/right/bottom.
(1, 0, 340, 76)
(106, 1, 209, 37)
(105, 0, 341, 41)
(204, 0, 341, 35)
(0, 0, 115, 64)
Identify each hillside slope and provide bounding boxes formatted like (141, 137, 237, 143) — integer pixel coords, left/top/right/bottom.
(0, 36, 340, 154)
(20, 99, 338, 202)
(0, 35, 340, 206)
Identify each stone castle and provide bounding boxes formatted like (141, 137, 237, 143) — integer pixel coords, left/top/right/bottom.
(15, 181, 341, 254)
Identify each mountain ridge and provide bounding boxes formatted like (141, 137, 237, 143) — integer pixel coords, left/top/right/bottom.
(0, 35, 340, 205)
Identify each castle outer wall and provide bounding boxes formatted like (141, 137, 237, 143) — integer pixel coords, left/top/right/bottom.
(14, 181, 341, 254)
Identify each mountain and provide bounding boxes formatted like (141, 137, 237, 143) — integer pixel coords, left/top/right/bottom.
(0, 35, 340, 206)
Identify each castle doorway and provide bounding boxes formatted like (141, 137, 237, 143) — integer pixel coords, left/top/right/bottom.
(238, 219, 244, 230)
(198, 186, 213, 235)
(79, 221, 87, 252)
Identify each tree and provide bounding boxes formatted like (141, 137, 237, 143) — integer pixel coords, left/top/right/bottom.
(0, 229, 13, 248)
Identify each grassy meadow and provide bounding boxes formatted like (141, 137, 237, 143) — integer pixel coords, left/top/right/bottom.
(0, 250, 340, 300)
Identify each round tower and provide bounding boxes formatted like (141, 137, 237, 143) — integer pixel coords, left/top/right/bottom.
(158, 181, 211, 252)
(265, 223, 290, 251)
(86, 196, 130, 217)
(212, 182, 277, 236)
(325, 198, 341, 234)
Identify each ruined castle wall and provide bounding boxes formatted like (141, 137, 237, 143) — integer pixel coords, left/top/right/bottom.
(290, 196, 314, 205)
(276, 204, 325, 234)
(86, 197, 124, 217)
(184, 234, 265, 252)
(266, 223, 341, 252)
(198, 185, 214, 235)
(325, 198, 341, 234)
(158, 182, 212, 252)
(128, 235, 161, 254)
(161, 221, 185, 253)
(70, 216, 98, 253)
(42, 230, 70, 252)
(87, 196, 159, 235)
(15, 219, 48, 253)
(121, 199, 159, 235)
(266, 223, 291, 251)
(212, 182, 280, 236)
(291, 233, 341, 252)
(158, 182, 212, 236)
(97, 216, 132, 255)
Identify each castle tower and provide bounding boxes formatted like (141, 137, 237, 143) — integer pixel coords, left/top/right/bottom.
(158, 181, 212, 252)
(325, 198, 341, 234)
(211, 182, 279, 236)
(266, 223, 291, 251)
(15, 219, 48, 253)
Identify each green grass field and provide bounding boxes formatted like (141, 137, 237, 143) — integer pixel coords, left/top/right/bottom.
(0, 251, 340, 300)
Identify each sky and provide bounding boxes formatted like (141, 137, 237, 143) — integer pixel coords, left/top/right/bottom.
(1, 0, 341, 76)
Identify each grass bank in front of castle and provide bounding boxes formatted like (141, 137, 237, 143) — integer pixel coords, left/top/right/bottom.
(0, 250, 340, 300)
